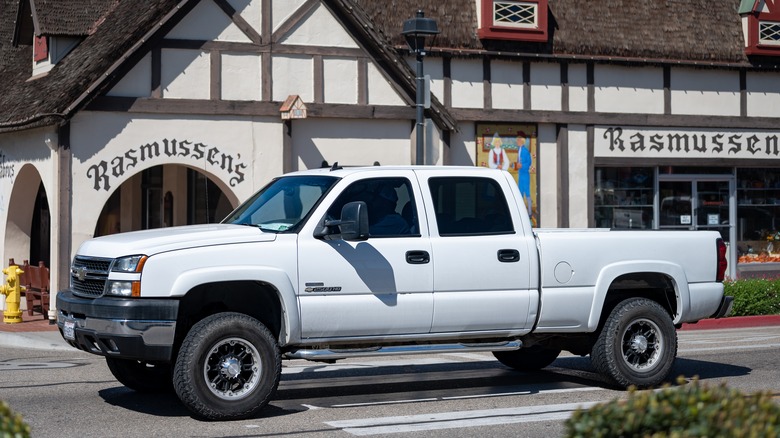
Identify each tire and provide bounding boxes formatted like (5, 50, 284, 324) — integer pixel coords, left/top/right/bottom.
(591, 298, 677, 388)
(173, 312, 281, 420)
(105, 357, 173, 393)
(493, 346, 561, 371)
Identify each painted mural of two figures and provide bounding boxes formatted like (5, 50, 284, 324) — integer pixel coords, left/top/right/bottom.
(478, 124, 538, 227)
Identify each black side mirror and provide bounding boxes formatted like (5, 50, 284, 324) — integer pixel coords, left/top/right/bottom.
(315, 201, 369, 241)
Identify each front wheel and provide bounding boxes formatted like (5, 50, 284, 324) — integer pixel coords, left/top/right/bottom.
(591, 298, 677, 388)
(173, 312, 281, 420)
(105, 358, 172, 393)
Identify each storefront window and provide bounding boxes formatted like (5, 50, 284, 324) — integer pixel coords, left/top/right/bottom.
(737, 168, 780, 264)
(594, 167, 654, 229)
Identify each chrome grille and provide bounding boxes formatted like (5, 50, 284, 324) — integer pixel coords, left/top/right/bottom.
(70, 256, 112, 298)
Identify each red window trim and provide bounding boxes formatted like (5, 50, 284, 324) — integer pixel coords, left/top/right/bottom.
(477, 0, 549, 42)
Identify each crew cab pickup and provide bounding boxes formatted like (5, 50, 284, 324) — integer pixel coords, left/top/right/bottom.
(56, 166, 732, 420)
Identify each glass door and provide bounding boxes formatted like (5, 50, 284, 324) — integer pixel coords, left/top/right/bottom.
(658, 176, 736, 278)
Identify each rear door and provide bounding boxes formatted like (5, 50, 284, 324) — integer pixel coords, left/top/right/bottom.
(415, 169, 537, 333)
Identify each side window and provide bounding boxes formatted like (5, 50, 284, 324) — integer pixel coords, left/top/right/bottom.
(326, 177, 419, 237)
(428, 177, 514, 236)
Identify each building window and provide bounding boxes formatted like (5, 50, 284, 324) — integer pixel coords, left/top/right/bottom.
(594, 167, 654, 229)
(478, 0, 548, 42)
(759, 21, 780, 45)
(493, 1, 537, 28)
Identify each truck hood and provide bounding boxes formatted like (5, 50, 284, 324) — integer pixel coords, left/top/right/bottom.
(76, 224, 276, 258)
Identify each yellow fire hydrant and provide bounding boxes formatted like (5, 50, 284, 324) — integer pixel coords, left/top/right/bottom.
(0, 265, 25, 324)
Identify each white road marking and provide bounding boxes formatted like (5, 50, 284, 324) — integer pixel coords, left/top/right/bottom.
(326, 401, 600, 436)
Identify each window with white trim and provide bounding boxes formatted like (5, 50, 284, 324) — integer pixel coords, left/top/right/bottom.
(759, 21, 780, 46)
(478, 0, 548, 42)
(493, 1, 538, 29)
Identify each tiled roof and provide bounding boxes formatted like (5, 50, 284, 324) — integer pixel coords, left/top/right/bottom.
(0, 0, 776, 134)
(32, 0, 120, 36)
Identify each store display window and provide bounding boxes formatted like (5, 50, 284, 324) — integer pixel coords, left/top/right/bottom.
(737, 168, 780, 264)
(594, 167, 654, 229)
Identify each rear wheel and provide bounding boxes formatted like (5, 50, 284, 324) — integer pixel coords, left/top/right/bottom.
(591, 298, 677, 388)
(173, 312, 281, 420)
(105, 358, 172, 393)
(493, 346, 561, 371)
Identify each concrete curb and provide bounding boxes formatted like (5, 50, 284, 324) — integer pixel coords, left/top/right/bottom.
(680, 314, 780, 330)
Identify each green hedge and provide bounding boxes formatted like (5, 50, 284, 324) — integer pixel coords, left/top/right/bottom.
(724, 278, 780, 316)
(0, 401, 29, 438)
(565, 377, 780, 437)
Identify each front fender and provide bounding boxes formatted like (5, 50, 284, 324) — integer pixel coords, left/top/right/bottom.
(169, 266, 300, 346)
(588, 260, 690, 331)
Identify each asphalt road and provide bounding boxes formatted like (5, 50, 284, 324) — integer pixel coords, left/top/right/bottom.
(1, 326, 778, 437)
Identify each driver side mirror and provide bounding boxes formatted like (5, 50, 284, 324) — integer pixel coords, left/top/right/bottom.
(315, 201, 369, 241)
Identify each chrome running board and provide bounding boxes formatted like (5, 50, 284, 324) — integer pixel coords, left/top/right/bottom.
(285, 340, 522, 361)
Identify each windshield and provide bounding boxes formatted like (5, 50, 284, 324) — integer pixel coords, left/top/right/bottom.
(222, 175, 338, 232)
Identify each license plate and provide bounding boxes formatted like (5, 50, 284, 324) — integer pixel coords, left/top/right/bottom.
(63, 320, 76, 341)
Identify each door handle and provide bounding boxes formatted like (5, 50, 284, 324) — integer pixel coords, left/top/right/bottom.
(497, 249, 520, 263)
(406, 250, 430, 264)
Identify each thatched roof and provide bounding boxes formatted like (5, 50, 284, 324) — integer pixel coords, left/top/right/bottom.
(0, 0, 772, 134)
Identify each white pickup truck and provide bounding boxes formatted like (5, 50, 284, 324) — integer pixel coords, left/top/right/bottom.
(56, 165, 732, 420)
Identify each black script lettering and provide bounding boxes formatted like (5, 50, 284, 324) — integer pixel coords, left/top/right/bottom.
(728, 135, 742, 154)
(124, 149, 138, 169)
(692, 135, 707, 153)
(192, 143, 206, 160)
(221, 153, 237, 172)
(667, 134, 690, 153)
(604, 127, 624, 152)
(178, 140, 191, 157)
(649, 134, 664, 152)
(140, 142, 160, 161)
(230, 162, 246, 187)
(629, 133, 645, 152)
(766, 136, 780, 156)
(163, 139, 177, 157)
(712, 134, 724, 153)
(746, 135, 761, 155)
(207, 147, 220, 166)
(111, 156, 124, 178)
(87, 161, 110, 191)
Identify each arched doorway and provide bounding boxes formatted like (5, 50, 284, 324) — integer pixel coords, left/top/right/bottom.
(94, 164, 236, 237)
(4, 164, 50, 266)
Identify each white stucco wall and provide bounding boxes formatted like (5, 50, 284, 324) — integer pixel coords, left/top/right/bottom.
(367, 61, 407, 106)
(291, 118, 411, 169)
(492, 59, 523, 110)
(568, 63, 588, 112)
(107, 53, 152, 98)
(272, 54, 313, 102)
(567, 125, 589, 228)
(448, 122, 477, 166)
(323, 57, 358, 104)
(280, 3, 359, 48)
(671, 68, 740, 116)
(595, 65, 664, 114)
(161, 49, 210, 99)
(531, 62, 561, 111)
(221, 52, 262, 101)
(451, 59, 484, 108)
(746, 70, 780, 118)
(166, 0, 251, 42)
(537, 123, 558, 227)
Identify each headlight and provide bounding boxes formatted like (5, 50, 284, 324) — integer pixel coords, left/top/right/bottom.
(107, 281, 136, 297)
(112, 255, 147, 273)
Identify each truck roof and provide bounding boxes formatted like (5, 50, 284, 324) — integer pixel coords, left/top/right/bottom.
(283, 165, 502, 178)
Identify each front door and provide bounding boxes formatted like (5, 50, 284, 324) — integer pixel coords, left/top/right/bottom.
(297, 173, 434, 339)
(658, 176, 736, 277)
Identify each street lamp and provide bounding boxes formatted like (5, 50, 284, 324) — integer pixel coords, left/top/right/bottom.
(402, 10, 439, 165)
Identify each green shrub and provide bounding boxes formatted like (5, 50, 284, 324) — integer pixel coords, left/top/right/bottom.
(724, 278, 780, 316)
(564, 377, 780, 437)
(0, 401, 29, 438)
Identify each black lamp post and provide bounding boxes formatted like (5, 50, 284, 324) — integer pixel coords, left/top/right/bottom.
(402, 10, 439, 165)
